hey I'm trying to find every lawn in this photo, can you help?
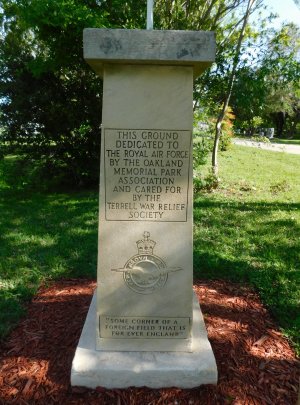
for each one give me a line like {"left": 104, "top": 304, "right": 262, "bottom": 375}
{"left": 0, "top": 156, "right": 99, "bottom": 338}
{"left": 271, "top": 138, "right": 300, "bottom": 146}
{"left": 0, "top": 146, "right": 299, "bottom": 353}
{"left": 194, "top": 145, "right": 300, "bottom": 353}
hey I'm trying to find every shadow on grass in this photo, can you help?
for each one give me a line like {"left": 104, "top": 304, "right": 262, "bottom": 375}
{"left": 1, "top": 155, "right": 299, "bottom": 353}
{"left": 0, "top": 156, "right": 99, "bottom": 338}
{"left": 193, "top": 197, "right": 300, "bottom": 351}
{"left": 194, "top": 199, "right": 300, "bottom": 212}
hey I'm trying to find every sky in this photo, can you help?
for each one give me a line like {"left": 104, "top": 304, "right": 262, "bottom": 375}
{"left": 261, "top": 0, "right": 300, "bottom": 28}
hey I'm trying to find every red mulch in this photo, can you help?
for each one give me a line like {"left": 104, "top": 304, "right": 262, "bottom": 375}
{"left": 0, "top": 279, "right": 299, "bottom": 405}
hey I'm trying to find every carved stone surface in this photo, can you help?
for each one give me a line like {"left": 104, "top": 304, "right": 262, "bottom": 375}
{"left": 71, "top": 292, "right": 218, "bottom": 388}
{"left": 71, "top": 27, "right": 217, "bottom": 388}
{"left": 97, "top": 64, "right": 194, "bottom": 352}
{"left": 83, "top": 29, "right": 215, "bottom": 77}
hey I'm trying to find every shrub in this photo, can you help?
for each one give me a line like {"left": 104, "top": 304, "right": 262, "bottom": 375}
{"left": 219, "top": 107, "right": 235, "bottom": 151}
{"left": 251, "top": 136, "right": 270, "bottom": 143}
{"left": 193, "top": 135, "right": 213, "bottom": 169}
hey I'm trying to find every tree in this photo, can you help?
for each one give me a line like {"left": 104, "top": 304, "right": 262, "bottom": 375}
{"left": 3, "top": 0, "right": 286, "bottom": 184}
{"left": 230, "top": 22, "right": 300, "bottom": 137}
{"left": 1, "top": 0, "right": 256, "bottom": 185}
{"left": 0, "top": 0, "right": 109, "bottom": 185}
{"left": 230, "top": 67, "right": 267, "bottom": 134}
{"left": 262, "top": 23, "right": 300, "bottom": 137}
{"left": 211, "top": 0, "right": 259, "bottom": 176}
{"left": 154, "top": 0, "right": 246, "bottom": 31}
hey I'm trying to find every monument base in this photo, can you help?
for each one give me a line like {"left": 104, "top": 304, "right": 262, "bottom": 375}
{"left": 71, "top": 291, "right": 218, "bottom": 389}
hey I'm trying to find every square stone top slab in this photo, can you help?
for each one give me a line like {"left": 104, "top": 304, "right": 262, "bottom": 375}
{"left": 83, "top": 28, "right": 215, "bottom": 78}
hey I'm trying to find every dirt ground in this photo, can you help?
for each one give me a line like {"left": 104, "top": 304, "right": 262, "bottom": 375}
{"left": 0, "top": 279, "right": 299, "bottom": 405}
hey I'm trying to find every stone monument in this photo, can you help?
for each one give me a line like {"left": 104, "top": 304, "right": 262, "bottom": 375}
{"left": 71, "top": 12, "right": 217, "bottom": 389}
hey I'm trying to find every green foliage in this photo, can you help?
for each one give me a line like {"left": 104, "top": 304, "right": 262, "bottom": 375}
{"left": 193, "top": 108, "right": 217, "bottom": 192}
{"left": 193, "top": 134, "right": 217, "bottom": 192}
{"left": 194, "top": 168, "right": 219, "bottom": 193}
{"left": 153, "top": 0, "right": 247, "bottom": 32}
{"left": 251, "top": 136, "right": 270, "bottom": 143}
{"left": 1, "top": 0, "right": 275, "bottom": 183}
{"left": 1, "top": 0, "right": 299, "bottom": 185}
{"left": 219, "top": 107, "right": 235, "bottom": 151}
{"left": 193, "top": 135, "right": 213, "bottom": 168}
{"left": 193, "top": 106, "right": 234, "bottom": 191}
{"left": 0, "top": 0, "right": 109, "bottom": 186}
{"left": 232, "top": 67, "right": 268, "bottom": 133}
{"left": 231, "top": 23, "right": 300, "bottom": 137}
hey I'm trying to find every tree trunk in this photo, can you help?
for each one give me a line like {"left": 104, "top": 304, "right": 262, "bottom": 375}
{"left": 277, "top": 111, "right": 285, "bottom": 137}
{"left": 212, "top": 0, "right": 256, "bottom": 177}
{"left": 212, "top": 109, "right": 225, "bottom": 177}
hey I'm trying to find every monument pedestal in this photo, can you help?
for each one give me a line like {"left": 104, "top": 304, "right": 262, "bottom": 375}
{"left": 71, "top": 28, "right": 217, "bottom": 389}
{"left": 71, "top": 291, "right": 217, "bottom": 389}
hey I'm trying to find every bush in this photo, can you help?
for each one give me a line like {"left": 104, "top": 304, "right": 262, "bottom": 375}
{"left": 251, "top": 136, "right": 270, "bottom": 143}
{"left": 219, "top": 132, "right": 233, "bottom": 151}
{"left": 219, "top": 107, "right": 235, "bottom": 151}
{"left": 193, "top": 135, "right": 213, "bottom": 169}
{"left": 194, "top": 169, "right": 219, "bottom": 192}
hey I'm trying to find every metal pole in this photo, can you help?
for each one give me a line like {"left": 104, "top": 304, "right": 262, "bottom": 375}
{"left": 147, "top": 0, "right": 154, "bottom": 29}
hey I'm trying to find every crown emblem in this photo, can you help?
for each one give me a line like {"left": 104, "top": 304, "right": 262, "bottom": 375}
{"left": 136, "top": 231, "right": 156, "bottom": 255}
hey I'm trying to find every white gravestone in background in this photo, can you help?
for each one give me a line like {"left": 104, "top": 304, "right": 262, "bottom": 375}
{"left": 71, "top": 27, "right": 218, "bottom": 388}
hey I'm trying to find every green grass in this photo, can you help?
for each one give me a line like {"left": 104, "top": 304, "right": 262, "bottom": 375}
{"left": 235, "top": 137, "right": 300, "bottom": 146}
{"left": 1, "top": 148, "right": 299, "bottom": 355}
{"left": 194, "top": 145, "right": 300, "bottom": 353}
{"left": 0, "top": 155, "right": 98, "bottom": 337}
{"left": 271, "top": 138, "right": 300, "bottom": 146}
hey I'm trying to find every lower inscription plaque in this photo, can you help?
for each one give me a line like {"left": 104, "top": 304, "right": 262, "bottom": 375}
{"left": 104, "top": 128, "right": 192, "bottom": 222}
{"left": 100, "top": 316, "right": 191, "bottom": 339}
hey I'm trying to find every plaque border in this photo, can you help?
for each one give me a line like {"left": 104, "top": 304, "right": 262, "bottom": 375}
{"left": 103, "top": 127, "right": 192, "bottom": 222}
{"left": 99, "top": 315, "right": 191, "bottom": 339}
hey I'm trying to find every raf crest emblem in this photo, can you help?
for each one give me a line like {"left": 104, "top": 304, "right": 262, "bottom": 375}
{"left": 112, "top": 231, "right": 182, "bottom": 294}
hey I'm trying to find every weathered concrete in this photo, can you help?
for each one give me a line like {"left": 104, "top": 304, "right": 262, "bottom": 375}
{"left": 83, "top": 28, "right": 215, "bottom": 78}
{"left": 71, "top": 291, "right": 218, "bottom": 389}
{"left": 71, "top": 26, "right": 217, "bottom": 389}
{"left": 96, "top": 64, "right": 194, "bottom": 352}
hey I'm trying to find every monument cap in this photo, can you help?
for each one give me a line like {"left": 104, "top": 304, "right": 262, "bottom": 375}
{"left": 83, "top": 28, "right": 215, "bottom": 78}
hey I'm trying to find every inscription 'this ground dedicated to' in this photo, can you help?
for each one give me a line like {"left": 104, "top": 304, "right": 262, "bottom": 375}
{"left": 104, "top": 128, "right": 192, "bottom": 221}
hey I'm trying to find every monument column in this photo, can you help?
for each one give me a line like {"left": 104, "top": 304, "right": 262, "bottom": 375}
{"left": 71, "top": 28, "right": 217, "bottom": 388}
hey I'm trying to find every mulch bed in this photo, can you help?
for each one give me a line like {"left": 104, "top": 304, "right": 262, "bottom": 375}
{"left": 0, "top": 279, "right": 299, "bottom": 405}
